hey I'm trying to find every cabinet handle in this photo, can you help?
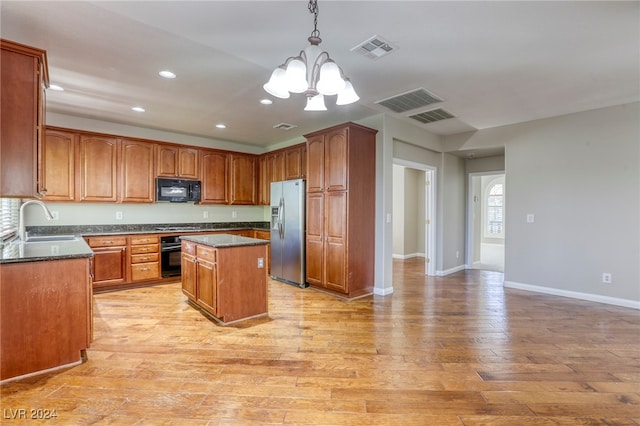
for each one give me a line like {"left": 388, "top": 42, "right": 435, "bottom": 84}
{"left": 140, "top": 268, "right": 149, "bottom": 271}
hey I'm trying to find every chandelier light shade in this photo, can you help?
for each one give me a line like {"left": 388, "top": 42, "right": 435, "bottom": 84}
{"left": 263, "top": 0, "right": 359, "bottom": 110}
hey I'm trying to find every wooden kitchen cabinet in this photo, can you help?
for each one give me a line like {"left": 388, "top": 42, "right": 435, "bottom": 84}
{"left": 258, "top": 143, "right": 306, "bottom": 205}
{"left": 0, "top": 39, "right": 48, "bottom": 198}
{"left": 79, "top": 134, "right": 119, "bottom": 202}
{"left": 229, "top": 153, "right": 257, "bottom": 205}
{"left": 181, "top": 238, "right": 268, "bottom": 325}
{"left": 41, "top": 128, "right": 76, "bottom": 201}
{"left": 304, "top": 123, "right": 377, "bottom": 299}
{"left": 1, "top": 257, "right": 91, "bottom": 381}
{"left": 129, "top": 234, "right": 160, "bottom": 282}
{"left": 156, "top": 144, "right": 199, "bottom": 179}
{"left": 120, "top": 139, "right": 155, "bottom": 203}
{"left": 85, "top": 236, "right": 128, "bottom": 289}
{"left": 200, "top": 149, "right": 229, "bottom": 204}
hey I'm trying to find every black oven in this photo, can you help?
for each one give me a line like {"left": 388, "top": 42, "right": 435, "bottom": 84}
{"left": 160, "top": 235, "right": 182, "bottom": 277}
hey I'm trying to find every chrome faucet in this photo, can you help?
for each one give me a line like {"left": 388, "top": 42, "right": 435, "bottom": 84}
{"left": 18, "top": 199, "right": 54, "bottom": 241}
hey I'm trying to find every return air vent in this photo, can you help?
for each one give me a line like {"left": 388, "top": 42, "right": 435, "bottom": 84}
{"left": 410, "top": 108, "right": 455, "bottom": 124}
{"left": 273, "top": 122, "right": 297, "bottom": 131}
{"left": 376, "top": 88, "right": 443, "bottom": 113}
{"left": 351, "top": 35, "right": 396, "bottom": 60}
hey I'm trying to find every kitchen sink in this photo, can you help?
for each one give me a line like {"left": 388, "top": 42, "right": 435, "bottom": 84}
{"left": 25, "top": 235, "right": 78, "bottom": 242}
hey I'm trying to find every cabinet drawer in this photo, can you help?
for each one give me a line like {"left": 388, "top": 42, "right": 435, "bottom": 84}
{"left": 131, "top": 235, "right": 159, "bottom": 245}
{"left": 131, "top": 253, "right": 159, "bottom": 264}
{"left": 131, "top": 262, "right": 160, "bottom": 281}
{"left": 254, "top": 230, "right": 270, "bottom": 240}
{"left": 130, "top": 243, "right": 159, "bottom": 254}
{"left": 196, "top": 246, "right": 216, "bottom": 263}
{"left": 182, "top": 241, "right": 196, "bottom": 255}
{"left": 86, "top": 236, "right": 127, "bottom": 248}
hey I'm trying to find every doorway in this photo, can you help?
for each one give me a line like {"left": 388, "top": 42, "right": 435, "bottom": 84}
{"left": 392, "top": 161, "right": 436, "bottom": 276}
{"left": 467, "top": 172, "right": 505, "bottom": 272}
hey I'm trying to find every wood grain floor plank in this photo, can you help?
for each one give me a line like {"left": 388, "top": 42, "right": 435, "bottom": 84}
{"left": 1, "top": 258, "right": 638, "bottom": 424}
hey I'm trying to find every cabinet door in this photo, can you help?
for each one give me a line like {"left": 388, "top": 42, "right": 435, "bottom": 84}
{"left": 324, "top": 128, "right": 348, "bottom": 192}
{"left": 324, "top": 191, "right": 347, "bottom": 292}
{"left": 181, "top": 253, "right": 197, "bottom": 301}
{"left": 179, "top": 148, "right": 199, "bottom": 179}
{"left": 79, "top": 135, "right": 119, "bottom": 202}
{"left": 197, "top": 259, "right": 217, "bottom": 316}
{"left": 306, "top": 136, "right": 324, "bottom": 193}
{"left": 305, "top": 192, "right": 324, "bottom": 287}
{"left": 229, "top": 154, "right": 256, "bottom": 205}
{"left": 41, "top": 129, "right": 76, "bottom": 201}
{"left": 200, "top": 150, "right": 229, "bottom": 204}
{"left": 0, "top": 44, "right": 43, "bottom": 197}
{"left": 284, "top": 145, "right": 303, "bottom": 180}
{"left": 92, "top": 246, "right": 127, "bottom": 287}
{"left": 258, "top": 155, "right": 270, "bottom": 205}
{"left": 121, "top": 139, "right": 154, "bottom": 203}
{"left": 272, "top": 151, "right": 285, "bottom": 182}
{"left": 156, "top": 145, "right": 179, "bottom": 177}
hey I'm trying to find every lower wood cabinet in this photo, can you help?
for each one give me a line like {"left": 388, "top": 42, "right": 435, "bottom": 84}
{"left": 1, "top": 257, "right": 91, "bottom": 381}
{"left": 85, "top": 236, "right": 128, "bottom": 289}
{"left": 129, "top": 234, "right": 160, "bottom": 282}
{"left": 181, "top": 239, "right": 268, "bottom": 325}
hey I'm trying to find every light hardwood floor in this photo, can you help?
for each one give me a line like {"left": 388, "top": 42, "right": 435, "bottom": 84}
{"left": 2, "top": 258, "right": 639, "bottom": 425}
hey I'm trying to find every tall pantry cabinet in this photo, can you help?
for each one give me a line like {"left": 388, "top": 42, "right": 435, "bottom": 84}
{"left": 305, "top": 123, "right": 377, "bottom": 299}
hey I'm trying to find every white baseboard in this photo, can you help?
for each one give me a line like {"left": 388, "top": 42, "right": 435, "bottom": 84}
{"left": 392, "top": 252, "right": 425, "bottom": 260}
{"left": 374, "top": 285, "right": 394, "bottom": 296}
{"left": 436, "top": 264, "right": 466, "bottom": 276}
{"left": 504, "top": 280, "right": 640, "bottom": 310}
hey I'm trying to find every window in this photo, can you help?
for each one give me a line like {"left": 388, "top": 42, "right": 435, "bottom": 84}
{"left": 0, "top": 198, "right": 20, "bottom": 241}
{"left": 486, "top": 183, "right": 504, "bottom": 237}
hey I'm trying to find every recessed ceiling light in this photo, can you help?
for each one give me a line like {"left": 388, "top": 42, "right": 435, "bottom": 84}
{"left": 215, "top": 123, "right": 226, "bottom": 129}
{"left": 132, "top": 106, "right": 145, "bottom": 112}
{"left": 49, "top": 84, "right": 64, "bottom": 91}
{"left": 159, "top": 70, "right": 176, "bottom": 79}
{"left": 259, "top": 99, "right": 273, "bottom": 105}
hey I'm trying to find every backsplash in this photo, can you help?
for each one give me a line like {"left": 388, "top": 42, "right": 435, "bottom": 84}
{"left": 27, "top": 221, "right": 269, "bottom": 236}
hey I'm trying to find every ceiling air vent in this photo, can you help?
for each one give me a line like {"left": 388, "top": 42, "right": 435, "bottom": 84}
{"left": 376, "top": 88, "right": 443, "bottom": 113}
{"left": 410, "top": 108, "right": 455, "bottom": 124}
{"left": 273, "top": 123, "right": 297, "bottom": 131}
{"left": 351, "top": 35, "right": 396, "bottom": 60}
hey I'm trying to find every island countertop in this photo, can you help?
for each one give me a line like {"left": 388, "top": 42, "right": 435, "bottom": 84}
{"left": 179, "top": 233, "right": 269, "bottom": 248}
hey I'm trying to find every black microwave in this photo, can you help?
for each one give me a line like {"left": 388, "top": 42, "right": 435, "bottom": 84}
{"left": 156, "top": 178, "right": 201, "bottom": 203}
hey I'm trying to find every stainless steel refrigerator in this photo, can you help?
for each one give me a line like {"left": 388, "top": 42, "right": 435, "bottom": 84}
{"left": 270, "top": 179, "right": 307, "bottom": 288}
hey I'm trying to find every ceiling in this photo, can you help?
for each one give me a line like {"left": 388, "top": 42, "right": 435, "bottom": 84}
{"left": 2, "top": 1, "right": 638, "bottom": 150}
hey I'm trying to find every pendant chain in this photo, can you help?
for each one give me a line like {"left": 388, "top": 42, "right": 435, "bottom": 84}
{"left": 308, "top": 0, "right": 320, "bottom": 38}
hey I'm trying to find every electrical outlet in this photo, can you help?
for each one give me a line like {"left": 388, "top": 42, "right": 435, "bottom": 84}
{"left": 257, "top": 258, "right": 264, "bottom": 268}
{"left": 602, "top": 273, "right": 612, "bottom": 284}
{"left": 456, "top": 251, "right": 460, "bottom": 259}
{"left": 232, "top": 211, "right": 237, "bottom": 219}
{"left": 527, "top": 214, "right": 535, "bottom": 223}
{"left": 51, "top": 211, "right": 59, "bottom": 220}
{"left": 116, "top": 211, "right": 123, "bottom": 220}
{"left": 203, "top": 211, "right": 208, "bottom": 219}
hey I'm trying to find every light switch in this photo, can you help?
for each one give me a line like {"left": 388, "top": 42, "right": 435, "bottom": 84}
{"left": 526, "top": 214, "right": 535, "bottom": 223}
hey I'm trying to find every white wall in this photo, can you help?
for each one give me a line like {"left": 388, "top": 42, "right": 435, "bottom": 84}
{"left": 453, "top": 103, "right": 640, "bottom": 307}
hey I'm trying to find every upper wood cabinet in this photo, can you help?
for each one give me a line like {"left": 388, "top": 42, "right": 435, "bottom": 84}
{"left": 229, "top": 153, "right": 257, "bottom": 205}
{"left": 258, "top": 143, "right": 306, "bottom": 205}
{"left": 200, "top": 149, "right": 229, "bottom": 204}
{"left": 120, "top": 139, "right": 155, "bottom": 203}
{"left": 156, "top": 144, "right": 199, "bottom": 179}
{"left": 0, "top": 39, "right": 48, "bottom": 198}
{"left": 79, "top": 134, "right": 119, "bottom": 202}
{"left": 41, "top": 129, "right": 76, "bottom": 201}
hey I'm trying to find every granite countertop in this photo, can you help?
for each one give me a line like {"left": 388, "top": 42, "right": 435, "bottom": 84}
{"left": 0, "top": 237, "right": 94, "bottom": 264}
{"left": 180, "top": 233, "right": 269, "bottom": 248}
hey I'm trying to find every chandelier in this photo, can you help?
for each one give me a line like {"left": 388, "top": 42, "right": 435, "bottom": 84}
{"left": 263, "top": 0, "right": 359, "bottom": 111}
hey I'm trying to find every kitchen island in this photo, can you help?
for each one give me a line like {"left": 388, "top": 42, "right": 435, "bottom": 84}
{"left": 0, "top": 237, "right": 94, "bottom": 383}
{"left": 180, "top": 234, "right": 269, "bottom": 325}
